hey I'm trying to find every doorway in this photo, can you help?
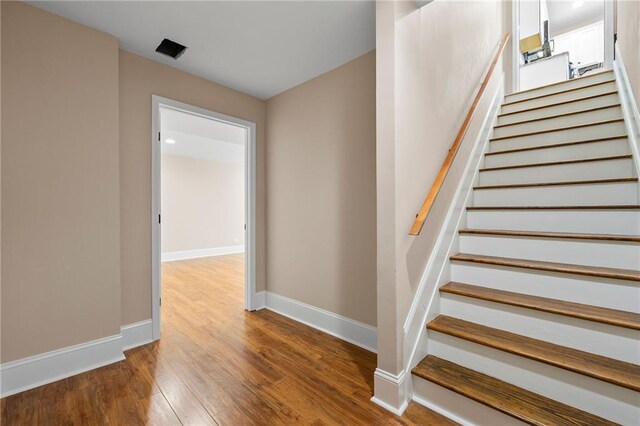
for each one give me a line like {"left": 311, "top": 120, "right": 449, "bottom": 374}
{"left": 151, "top": 96, "right": 257, "bottom": 340}
{"left": 511, "top": 0, "right": 615, "bottom": 92}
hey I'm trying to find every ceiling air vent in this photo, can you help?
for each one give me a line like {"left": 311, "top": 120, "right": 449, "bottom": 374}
{"left": 155, "top": 38, "right": 187, "bottom": 60}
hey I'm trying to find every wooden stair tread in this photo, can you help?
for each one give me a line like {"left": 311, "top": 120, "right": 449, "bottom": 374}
{"left": 494, "top": 104, "right": 621, "bottom": 129}
{"left": 489, "top": 118, "right": 624, "bottom": 142}
{"left": 427, "top": 316, "right": 640, "bottom": 391}
{"left": 450, "top": 253, "right": 640, "bottom": 282}
{"left": 479, "top": 155, "right": 631, "bottom": 172}
{"left": 459, "top": 228, "right": 640, "bottom": 242}
{"left": 467, "top": 205, "right": 640, "bottom": 211}
{"left": 498, "top": 91, "right": 619, "bottom": 118}
{"left": 440, "top": 282, "right": 640, "bottom": 330}
{"left": 485, "top": 135, "right": 628, "bottom": 156}
{"left": 412, "top": 355, "right": 617, "bottom": 426}
{"left": 502, "top": 78, "right": 616, "bottom": 107}
{"left": 474, "top": 177, "right": 638, "bottom": 190}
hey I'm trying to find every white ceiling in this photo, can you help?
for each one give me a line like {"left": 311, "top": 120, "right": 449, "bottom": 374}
{"left": 161, "top": 108, "right": 245, "bottom": 164}
{"left": 547, "top": 0, "right": 604, "bottom": 36}
{"left": 28, "top": 1, "right": 375, "bottom": 99}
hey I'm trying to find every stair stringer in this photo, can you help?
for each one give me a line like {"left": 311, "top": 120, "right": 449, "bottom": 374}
{"left": 613, "top": 43, "right": 640, "bottom": 199}
{"left": 403, "top": 80, "right": 504, "bottom": 379}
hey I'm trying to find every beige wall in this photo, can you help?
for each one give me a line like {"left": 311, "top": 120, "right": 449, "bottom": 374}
{"left": 1, "top": 2, "right": 121, "bottom": 362}
{"left": 266, "top": 51, "right": 377, "bottom": 326}
{"left": 161, "top": 154, "right": 244, "bottom": 254}
{"left": 375, "top": 0, "right": 506, "bottom": 375}
{"left": 617, "top": 0, "right": 640, "bottom": 106}
{"left": 119, "top": 51, "right": 266, "bottom": 325}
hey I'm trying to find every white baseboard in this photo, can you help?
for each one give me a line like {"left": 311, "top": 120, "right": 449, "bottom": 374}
{"left": 0, "top": 334, "right": 125, "bottom": 398}
{"left": 256, "top": 291, "right": 377, "bottom": 353}
{"left": 121, "top": 320, "right": 154, "bottom": 351}
{"left": 161, "top": 245, "right": 244, "bottom": 262}
{"left": 0, "top": 319, "right": 156, "bottom": 398}
{"left": 613, "top": 44, "right": 640, "bottom": 178}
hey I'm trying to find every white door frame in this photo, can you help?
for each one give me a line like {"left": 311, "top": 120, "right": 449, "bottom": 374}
{"left": 151, "top": 95, "right": 257, "bottom": 341}
{"left": 511, "top": 0, "right": 616, "bottom": 94}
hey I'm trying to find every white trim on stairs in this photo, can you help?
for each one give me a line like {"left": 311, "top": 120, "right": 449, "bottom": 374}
{"left": 161, "top": 245, "right": 245, "bottom": 262}
{"left": 403, "top": 78, "right": 505, "bottom": 372}
{"left": 255, "top": 291, "right": 377, "bottom": 353}
{"left": 613, "top": 43, "right": 640, "bottom": 178}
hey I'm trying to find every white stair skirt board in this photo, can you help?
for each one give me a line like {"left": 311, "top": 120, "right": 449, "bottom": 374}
{"left": 497, "top": 93, "right": 621, "bottom": 126}
{"left": 121, "top": 320, "right": 154, "bottom": 351}
{"left": 161, "top": 245, "right": 244, "bottom": 262}
{"left": 412, "top": 376, "right": 527, "bottom": 426}
{"left": 483, "top": 138, "right": 630, "bottom": 168}
{"left": 255, "top": 291, "right": 377, "bottom": 353}
{"left": 504, "top": 71, "right": 614, "bottom": 103}
{"left": 428, "top": 333, "right": 637, "bottom": 425}
{"left": 0, "top": 334, "right": 125, "bottom": 398}
{"left": 403, "top": 78, "right": 505, "bottom": 374}
{"left": 614, "top": 44, "right": 640, "bottom": 177}
{"left": 501, "top": 81, "right": 618, "bottom": 114}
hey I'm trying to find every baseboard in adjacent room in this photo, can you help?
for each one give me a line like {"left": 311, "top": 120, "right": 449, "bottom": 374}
{"left": 161, "top": 245, "right": 244, "bottom": 262}
{"left": 255, "top": 291, "right": 377, "bottom": 353}
{"left": 0, "top": 334, "right": 125, "bottom": 398}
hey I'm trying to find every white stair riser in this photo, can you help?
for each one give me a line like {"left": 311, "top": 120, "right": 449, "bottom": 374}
{"left": 412, "top": 377, "right": 527, "bottom": 426}
{"left": 429, "top": 333, "right": 637, "bottom": 425}
{"left": 484, "top": 139, "right": 629, "bottom": 167}
{"left": 474, "top": 182, "right": 638, "bottom": 207}
{"left": 493, "top": 107, "right": 623, "bottom": 139}
{"left": 459, "top": 234, "right": 640, "bottom": 270}
{"left": 505, "top": 72, "right": 615, "bottom": 103}
{"left": 501, "top": 81, "right": 618, "bottom": 114}
{"left": 466, "top": 210, "right": 640, "bottom": 235}
{"left": 478, "top": 158, "right": 634, "bottom": 185}
{"left": 497, "top": 94, "right": 620, "bottom": 125}
{"left": 490, "top": 121, "right": 627, "bottom": 151}
{"left": 440, "top": 295, "right": 640, "bottom": 363}
{"left": 451, "top": 263, "right": 640, "bottom": 313}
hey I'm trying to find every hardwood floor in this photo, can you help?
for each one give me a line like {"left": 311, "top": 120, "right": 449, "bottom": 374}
{"left": 1, "top": 254, "right": 455, "bottom": 425}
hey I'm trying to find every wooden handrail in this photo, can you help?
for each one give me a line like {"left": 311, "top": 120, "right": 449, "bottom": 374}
{"left": 409, "top": 33, "right": 510, "bottom": 236}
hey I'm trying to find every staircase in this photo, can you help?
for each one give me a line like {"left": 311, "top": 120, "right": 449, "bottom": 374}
{"left": 411, "top": 70, "right": 640, "bottom": 425}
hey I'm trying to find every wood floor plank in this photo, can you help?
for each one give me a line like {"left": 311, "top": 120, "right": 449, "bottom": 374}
{"left": 428, "top": 316, "right": 640, "bottom": 391}
{"left": 440, "top": 281, "right": 640, "bottom": 330}
{"left": 0, "top": 254, "right": 456, "bottom": 425}
{"left": 450, "top": 252, "right": 640, "bottom": 282}
{"left": 412, "top": 355, "right": 617, "bottom": 426}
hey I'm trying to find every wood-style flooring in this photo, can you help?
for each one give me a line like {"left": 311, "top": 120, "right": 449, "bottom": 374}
{"left": 1, "top": 254, "right": 455, "bottom": 425}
